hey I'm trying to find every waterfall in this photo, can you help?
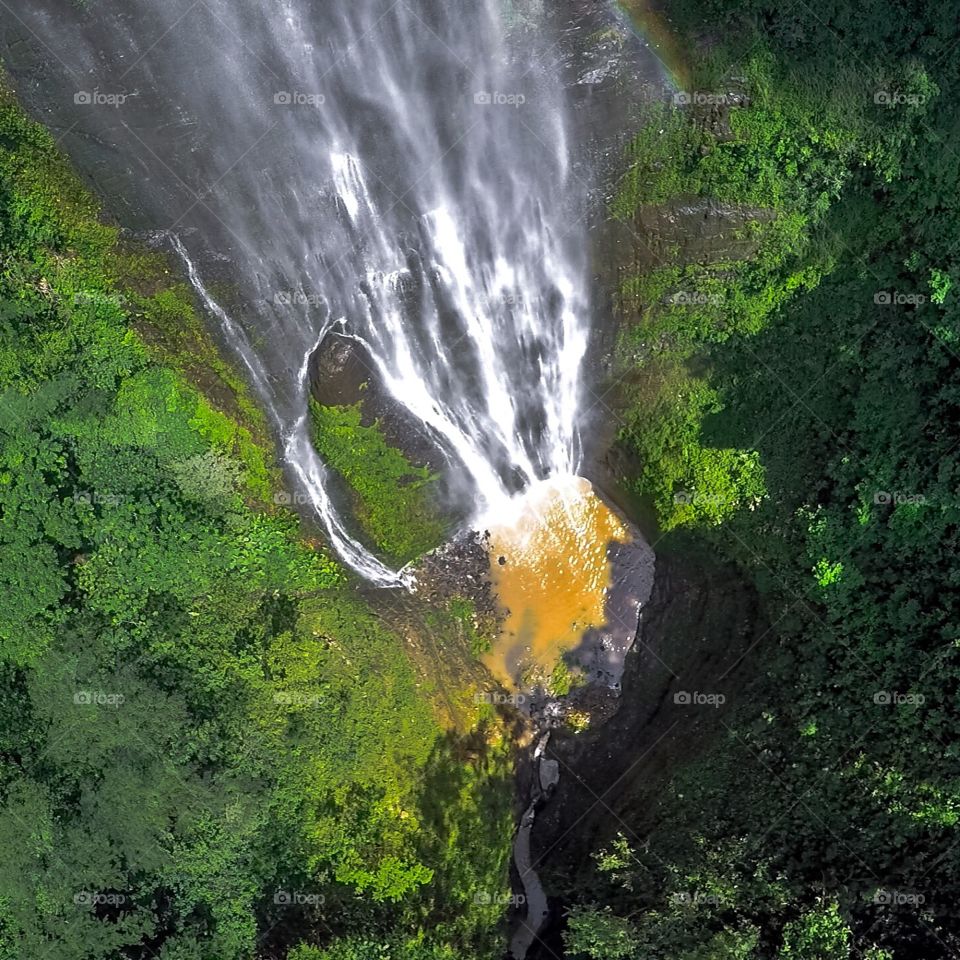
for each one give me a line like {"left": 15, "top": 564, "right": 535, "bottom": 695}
{"left": 167, "top": 233, "right": 406, "bottom": 586}
{"left": 7, "top": 0, "right": 590, "bottom": 582}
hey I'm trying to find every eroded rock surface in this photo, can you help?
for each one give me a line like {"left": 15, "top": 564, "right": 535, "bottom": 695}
{"left": 566, "top": 519, "right": 656, "bottom": 689}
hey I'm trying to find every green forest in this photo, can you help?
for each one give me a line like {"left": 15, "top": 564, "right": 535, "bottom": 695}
{"left": 2, "top": 0, "right": 959, "bottom": 957}
{"left": 559, "top": 0, "right": 960, "bottom": 957}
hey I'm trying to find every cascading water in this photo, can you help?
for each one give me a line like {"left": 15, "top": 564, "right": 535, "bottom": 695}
{"left": 3, "top": 0, "right": 591, "bottom": 583}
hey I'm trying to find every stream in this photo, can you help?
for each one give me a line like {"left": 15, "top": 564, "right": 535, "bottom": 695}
{"left": 511, "top": 732, "right": 560, "bottom": 958}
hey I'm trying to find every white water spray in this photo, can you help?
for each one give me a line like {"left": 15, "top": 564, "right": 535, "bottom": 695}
{"left": 12, "top": 0, "right": 592, "bottom": 583}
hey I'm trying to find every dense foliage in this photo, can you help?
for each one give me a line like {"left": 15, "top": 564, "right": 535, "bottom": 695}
{"left": 561, "top": 0, "right": 960, "bottom": 957}
{"left": 309, "top": 401, "right": 446, "bottom": 567}
{"left": 0, "top": 84, "right": 513, "bottom": 959}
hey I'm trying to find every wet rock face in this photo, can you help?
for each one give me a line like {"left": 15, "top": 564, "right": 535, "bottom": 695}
{"left": 309, "top": 331, "right": 371, "bottom": 408}
{"left": 554, "top": 0, "right": 673, "bottom": 186}
{"left": 629, "top": 196, "right": 776, "bottom": 271}
{"left": 411, "top": 531, "right": 502, "bottom": 628}
{"left": 545, "top": 0, "right": 678, "bottom": 479}
{"left": 308, "top": 330, "right": 450, "bottom": 475}
{"left": 566, "top": 523, "right": 655, "bottom": 689}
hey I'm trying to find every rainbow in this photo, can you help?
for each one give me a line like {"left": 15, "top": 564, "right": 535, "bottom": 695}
{"left": 612, "top": 0, "right": 691, "bottom": 92}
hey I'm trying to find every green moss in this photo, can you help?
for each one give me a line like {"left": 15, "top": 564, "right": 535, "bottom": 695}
{"left": 612, "top": 106, "right": 706, "bottom": 215}
{"left": 310, "top": 401, "right": 447, "bottom": 565}
{"left": 443, "top": 596, "right": 492, "bottom": 657}
{"left": 549, "top": 659, "right": 576, "bottom": 697}
{"left": 613, "top": 52, "right": 877, "bottom": 531}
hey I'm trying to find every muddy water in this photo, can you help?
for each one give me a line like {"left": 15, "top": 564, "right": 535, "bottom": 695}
{"left": 482, "top": 476, "right": 630, "bottom": 690}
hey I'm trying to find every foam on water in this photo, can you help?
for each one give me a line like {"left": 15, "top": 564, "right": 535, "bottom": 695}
{"left": 481, "top": 475, "right": 631, "bottom": 690}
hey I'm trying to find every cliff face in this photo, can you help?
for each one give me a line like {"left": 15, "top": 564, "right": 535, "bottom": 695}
{"left": 525, "top": 547, "right": 769, "bottom": 952}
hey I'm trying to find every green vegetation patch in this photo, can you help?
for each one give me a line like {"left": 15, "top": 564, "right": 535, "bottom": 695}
{"left": 612, "top": 43, "right": 939, "bottom": 532}
{"left": 310, "top": 400, "right": 447, "bottom": 565}
{"left": 0, "top": 83, "right": 276, "bottom": 503}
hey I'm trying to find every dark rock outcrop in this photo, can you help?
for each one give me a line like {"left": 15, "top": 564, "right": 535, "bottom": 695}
{"left": 411, "top": 530, "right": 501, "bottom": 628}
{"left": 524, "top": 551, "right": 769, "bottom": 958}
{"left": 309, "top": 330, "right": 450, "bottom": 475}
